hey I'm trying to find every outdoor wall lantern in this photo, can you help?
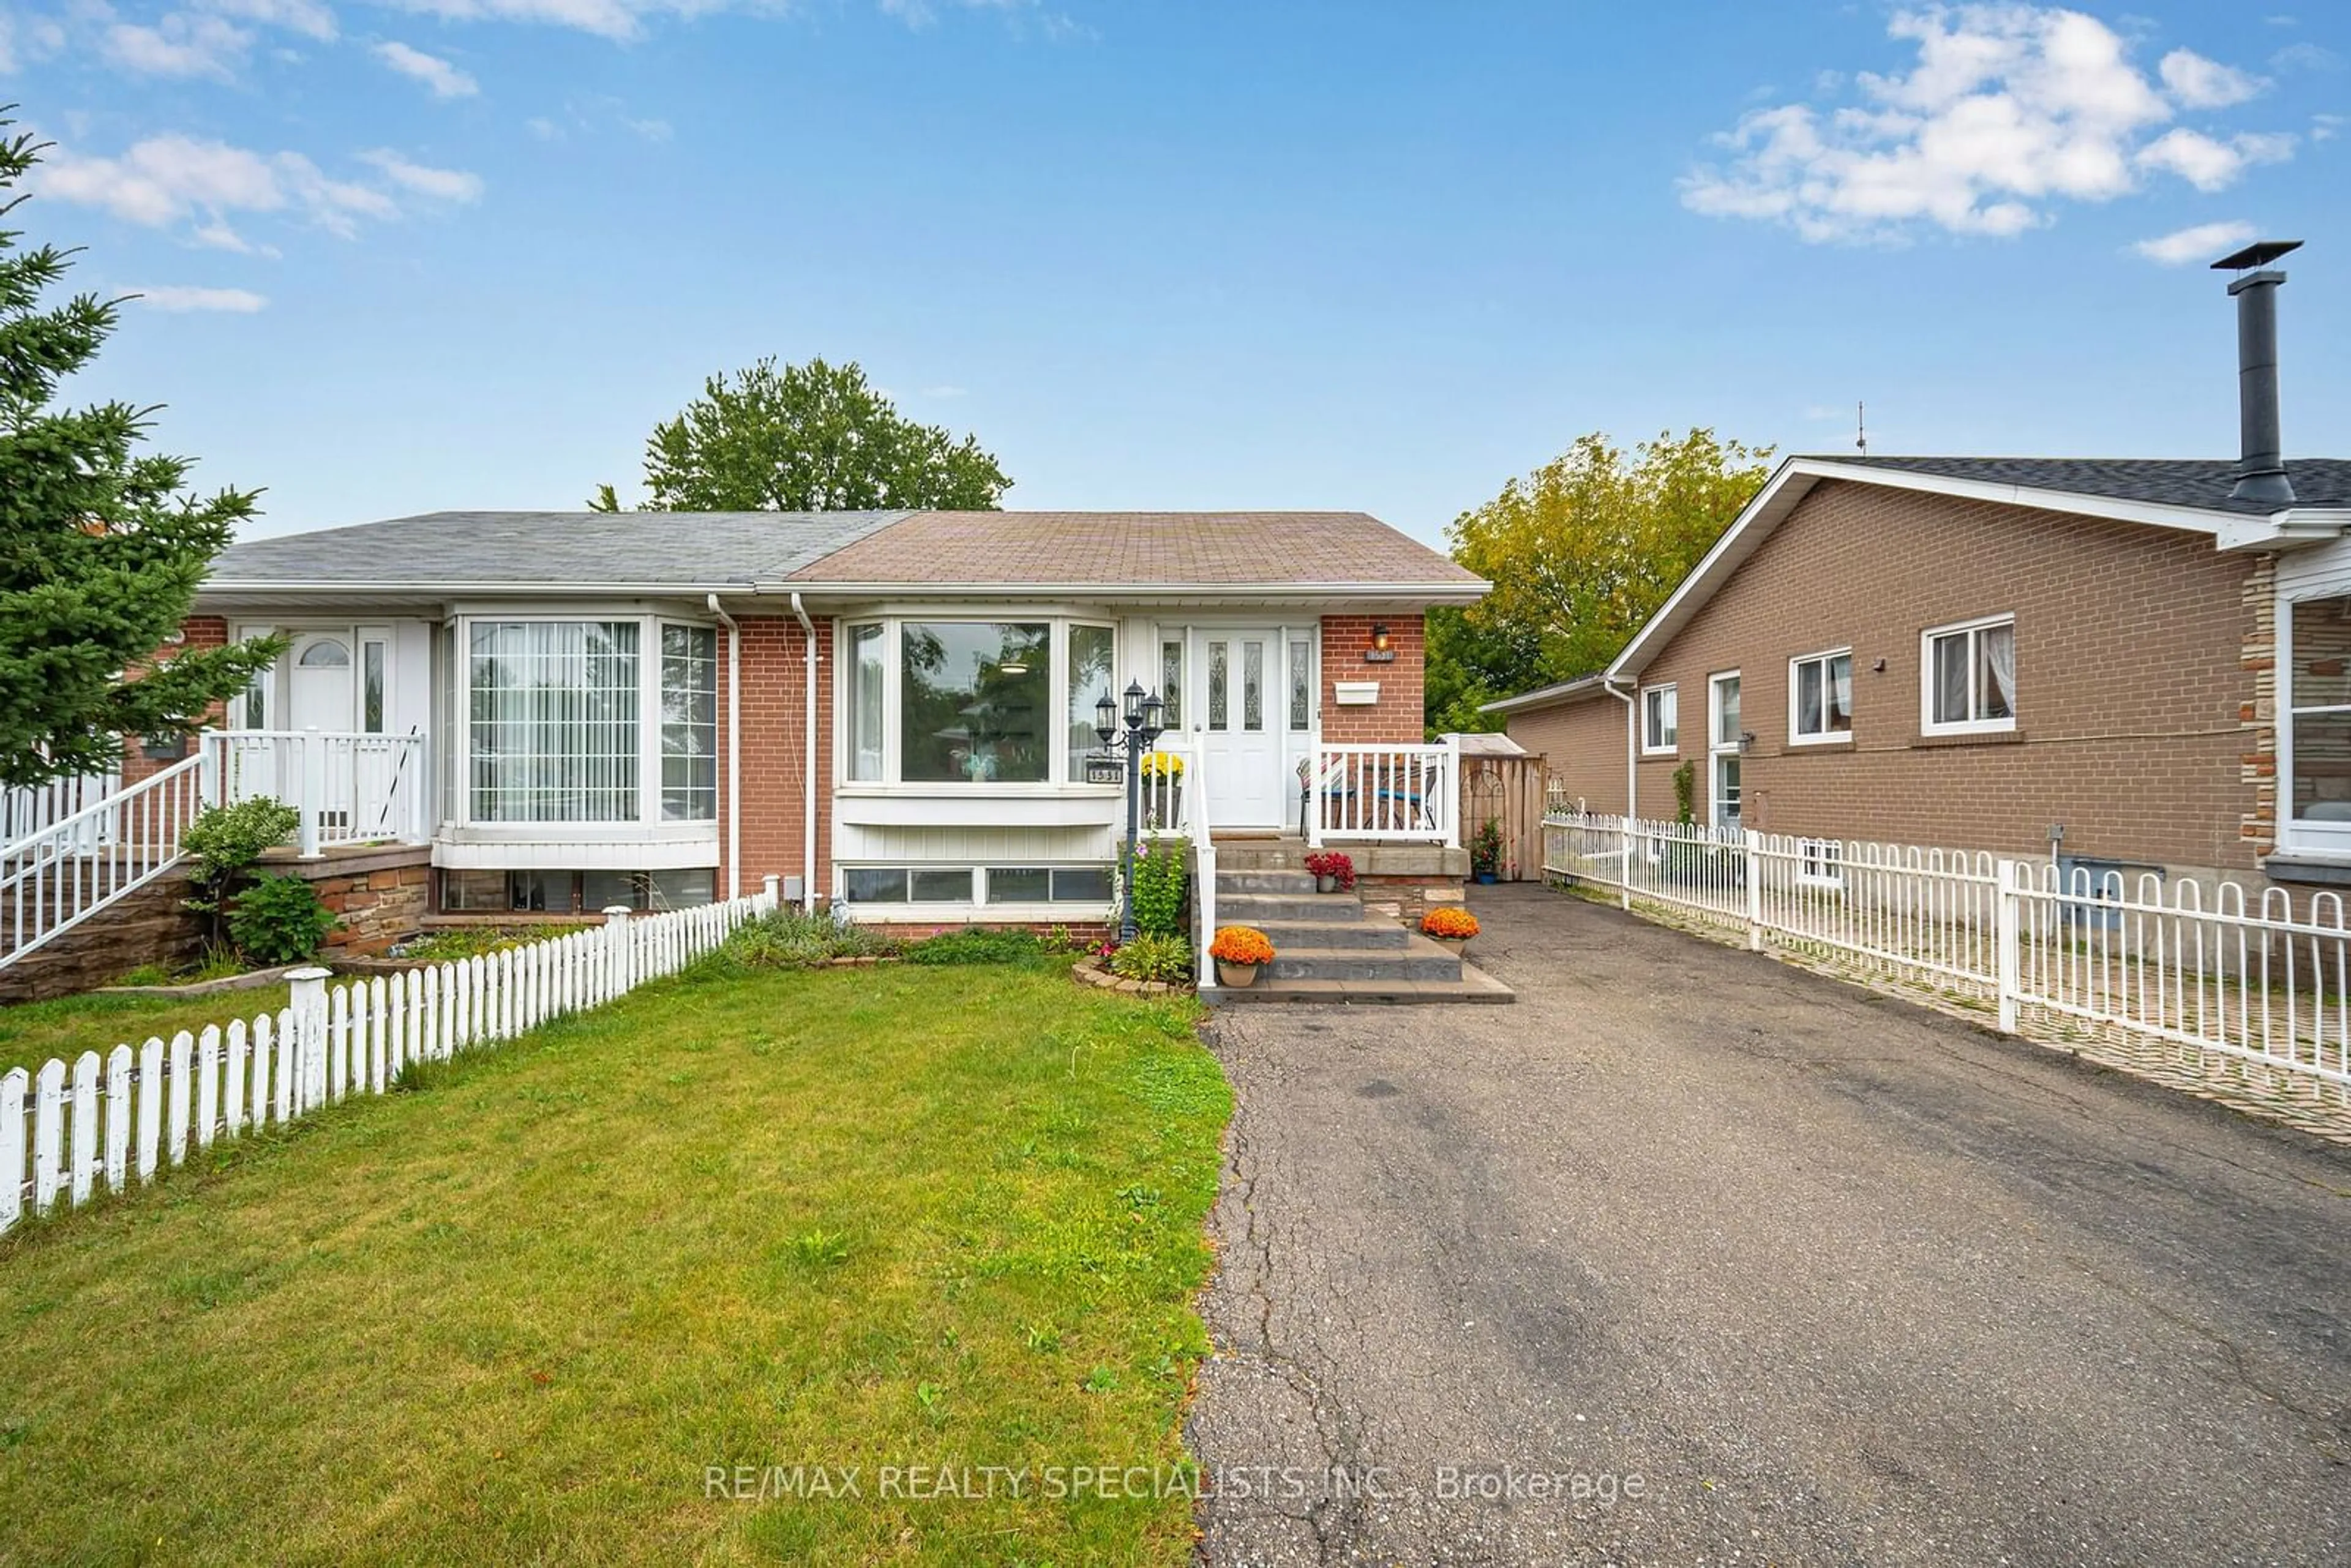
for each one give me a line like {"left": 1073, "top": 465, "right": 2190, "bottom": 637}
{"left": 1093, "top": 681, "right": 1168, "bottom": 942}
{"left": 1739, "top": 731, "right": 1757, "bottom": 753}
{"left": 1364, "top": 623, "right": 1397, "bottom": 664}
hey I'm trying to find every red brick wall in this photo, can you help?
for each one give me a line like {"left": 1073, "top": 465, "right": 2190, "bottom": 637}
{"left": 1319, "top": 612, "right": 1428, "bottom": 744}
{"left": 1622, "top": 480, "right": 2261, "bottom": 871}
{"left": 119, "top": 615, "right": 232, "bottom": 787}
{"left": 730, "top": 615, "right": 831, "bottom": 901}
{"left": 1506, "top": 696, "right": 1629, "bottom": 814}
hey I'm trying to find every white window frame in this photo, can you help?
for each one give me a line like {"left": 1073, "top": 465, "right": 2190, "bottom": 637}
{"left": 452, "top": 611, "right": 718, "bottom": 830}
{"left": 1919, "top": 613, "right": 2017, "bottom": 738}
{"left": 836, "top": 615, "right": 1122, "bottom": 793}
{"left": 2277, "top": 587, "right": 2351, "bottom": 859}
{"left": 1707, "top": 671, "right": 1742, "bottom": 830}
{"left": 1640, "top": 683, "right": 1678, "bottom": 756}
{"left": 1787, "top": 648, "right": 1853, "bottom": 746}
{"left": 1795, "top": 838, "right": 1845, "bottom": 891}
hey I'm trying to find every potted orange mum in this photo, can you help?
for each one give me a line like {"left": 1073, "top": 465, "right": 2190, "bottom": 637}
{"left": 1420, "top": 906, "right": 1480, "bottom": 956}
{"left": 1208, "top": 925, "right": 1277, "bottom": 988}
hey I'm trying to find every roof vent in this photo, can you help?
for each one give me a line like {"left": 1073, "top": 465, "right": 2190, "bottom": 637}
{"left": 2213, "top": 239, "right": 2301, "bottom": 508}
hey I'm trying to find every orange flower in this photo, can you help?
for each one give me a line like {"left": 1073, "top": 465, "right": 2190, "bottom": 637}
{"left": 1420, "top": 906, "right": 1480, "bottom": 940}
{"left": 1208, "top": 925, "right": 1276, "bottom": 966}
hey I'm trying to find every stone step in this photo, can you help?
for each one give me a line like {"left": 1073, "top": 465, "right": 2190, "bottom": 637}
{"left": 1212, "top": 839, "right": 1313, "bottom": 871}
{"left": 1218, "top": 893, "right": 1366, "bottom": 925}
{"left": 1203, "top": 962, "right": 1516, "bottom": 1007}
{"left": 1214, "top": 869, "right": 1320, "bottom": 895}
{"left": 1247, "top": 917, "right": 1410, "bottom": 951}
{"left": 1265, "top": 936, "right": 1464, "bottom": 983}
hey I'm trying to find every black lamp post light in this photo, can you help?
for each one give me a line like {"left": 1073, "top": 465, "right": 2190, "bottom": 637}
{"left": 1092, "top": 680, "right": 1167, "bottom": 943}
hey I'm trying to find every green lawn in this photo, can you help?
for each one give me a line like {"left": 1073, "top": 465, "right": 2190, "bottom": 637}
{"left": 0, "top": 959, "right": 1233, "bottom": 1565}
{"left": 0, "top": 983, "right": 296, "bottom": 1079}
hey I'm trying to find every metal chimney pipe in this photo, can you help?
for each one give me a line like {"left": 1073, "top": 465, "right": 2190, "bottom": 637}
{"left": 2215, "top": 239, "right": 2302, "bottom": 507}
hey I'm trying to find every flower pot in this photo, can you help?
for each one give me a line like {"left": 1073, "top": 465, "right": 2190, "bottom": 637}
{"left": 1432, "top": 934, "right": 1473, "bottom": 962}
{"left": 1217, "top": 960, "right": 1263, "bottom": 989}
{"left": 1316, "top": 872, "right": 1341, "bottom": 894}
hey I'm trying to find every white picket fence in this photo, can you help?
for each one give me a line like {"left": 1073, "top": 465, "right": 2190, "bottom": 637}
{"left": 1545, "top": 812, "right": 2351, "bottom": 1135}
{"left": 0, "top": 884, "right": 779, "bottom": 1237}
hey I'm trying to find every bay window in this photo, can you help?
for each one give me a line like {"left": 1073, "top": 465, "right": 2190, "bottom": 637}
{"left": 463, "top": 616, "right": 718, "bottom": 825}
{"left": 842, "top": 617, "right": 1122, "bottom": 787}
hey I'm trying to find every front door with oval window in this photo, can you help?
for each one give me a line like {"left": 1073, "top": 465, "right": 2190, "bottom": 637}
{"left": 289, "top": 634, "right": 356, "bottom": 733}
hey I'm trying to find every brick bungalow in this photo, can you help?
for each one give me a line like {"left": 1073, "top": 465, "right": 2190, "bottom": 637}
{"left": 178, "top": 508, "right": 1483, "bottom": 925}
{"left": 1491, "top": 454, "right": 2351, "bottom": 895}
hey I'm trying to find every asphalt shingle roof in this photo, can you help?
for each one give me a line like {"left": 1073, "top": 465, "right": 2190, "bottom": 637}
{"left": 207, "top": 509, "right": 917, "bottom": 587}
{"left": 206, "top": 508, "right": 1482, "bottom": 591}
{"left": 789, "top": 511, "right": 1482, "bottom": 587}
{"left": 1807, "top": 456, "right": 2351, "bottom": 516}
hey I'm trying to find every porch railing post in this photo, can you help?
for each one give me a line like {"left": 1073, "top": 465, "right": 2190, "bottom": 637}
{"left": 297, "top": 729, "right": 324, "bottom": 860}
{"left": 197, "top": 730, "right": 220, "bottom": 812}
{"left": 1442, "top": 733, "right": 1461, "bottom": 849}
{"left": 1307, "top": 746, "right": 1324, "bottom": 848}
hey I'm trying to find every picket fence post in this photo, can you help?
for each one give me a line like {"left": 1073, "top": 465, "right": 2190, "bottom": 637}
{"left": 0, "top": 1068, "right": 24, "bottom": 1232}
{"left": 604, "top": 906, "right": 632, "bottom": 999}
{"left": 289, "top": 967, "right": 331, "bottom": 1116}
{"left": 69, "top": 1052, "right": 99, "bottom": 1207}
{"left": 1995, "top": 858, "right": 2022, "bottom": 1034}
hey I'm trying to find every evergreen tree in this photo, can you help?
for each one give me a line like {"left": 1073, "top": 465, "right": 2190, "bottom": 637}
{"left": 0, "top": 119, "right": 281, "bottom": 790}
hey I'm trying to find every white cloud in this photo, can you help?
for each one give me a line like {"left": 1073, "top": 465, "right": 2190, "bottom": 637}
{"left": 2131, "top": 219, "right": 2255, "bottom": 265}
{"left": 2137, "top": 127, "right": 2295, "bottom": 190}
{"left": 38, "top": 132, "right": 405, "bottom": 239}
{"left": 124, "top": 283, "right": 269, "bottom": 312}
{"left": 103, "top": 13, "right": 251, "bottom": 78}
{"left": 2314, "top": 113, "right": 2345, "bottom": 143}
{"left": 525, "top": 116, "right": 561, "bottom": 140}
{"left": 2271, "top": 42, "right": 2339, "bottom": 73}
{"left": 203, "top": 0, "right": 336, "bottom": 40}
{"left": 387, "top": 0, "right": 648, "bottom": 42}
{"left": 358, "top": 148, "right": 484, "bottom": 202}
{"left": 625, "top": 116, "right": 671, "bottom": 141}
{"left": 2158, "top": 48, "right": 2263, "bottom": 108}
{"left": 373, "top": 39, "right": 478, "bottom": 96}
{"left": 1681, "top": 6, "right": 2299, "bottom": 243}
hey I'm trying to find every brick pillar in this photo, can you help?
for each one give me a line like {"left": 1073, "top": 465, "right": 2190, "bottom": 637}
{"left": 730, "top": 615, "right": 831, "bottom": 901}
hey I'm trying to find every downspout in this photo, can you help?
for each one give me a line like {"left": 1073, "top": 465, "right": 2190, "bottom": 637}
{"left": 1602, "top": 677, "right": 1636, "bottom": 819}
{"left": 705, "top": 595, "right": 741, "bottom": 901}
{"left": 790, "top": 591, "right": 819, "bottom": 913}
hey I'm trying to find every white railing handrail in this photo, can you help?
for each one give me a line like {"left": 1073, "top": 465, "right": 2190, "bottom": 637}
{"left": 1, "top": 754, "right": 209, "bottom": 967}
{"left": 1, "top": 885, "right": 779, "bottom": 1234}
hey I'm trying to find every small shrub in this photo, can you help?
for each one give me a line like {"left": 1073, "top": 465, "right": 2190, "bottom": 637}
{"left": 227, "top": 874, "right": 337, "bottom": 966}
{"left": 904, "top": 928, "right": 1043, "bottom": 966}
{"left": 1108, "top": 934, "right": 1191, "bottom": 985}
{"left": 1207, "top": 926, "right": 1274, "bottom": 966}
{"left": 706, "top": 909, "right": 898, "bottom": 972}
{"left": 1131, "top": 837, "right": 1188, "bottom": 938}
{"left": 1471, "top": 817, "right": 1504, "bottom": 878}
{"left": 181, "top": 798, "right": 301, "bottom": 950}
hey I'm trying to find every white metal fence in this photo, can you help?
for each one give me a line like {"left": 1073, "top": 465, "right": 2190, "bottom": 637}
{"left": 0, "top": 885, "right": 778, "bottom": 1236}
{"left": 1545, "top": 811, "right": 2351, "bottom": 1133}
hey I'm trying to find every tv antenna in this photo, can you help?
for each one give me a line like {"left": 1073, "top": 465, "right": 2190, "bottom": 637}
{"left": 1855, "top": 400, "right": 1868, "bottom": 456}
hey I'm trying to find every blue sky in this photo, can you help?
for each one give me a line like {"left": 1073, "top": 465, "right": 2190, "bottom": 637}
{"left": 14, "top": 1, "right": 2349, "bottom": 544}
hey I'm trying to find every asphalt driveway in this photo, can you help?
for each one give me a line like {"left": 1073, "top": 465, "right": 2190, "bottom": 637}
{"left": 1188, "top": 884, "right": 2351, "bottom": 1566}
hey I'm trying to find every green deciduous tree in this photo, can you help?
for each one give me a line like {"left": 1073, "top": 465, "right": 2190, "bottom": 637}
{"left": 0, "top": 122, "right": 283, "bottom": 789}
{"left": 593, "top": 356, "right": 1011, "bottom": 512}
{"left": 1427, "top": 429, "right": 1772, "bottom": 737}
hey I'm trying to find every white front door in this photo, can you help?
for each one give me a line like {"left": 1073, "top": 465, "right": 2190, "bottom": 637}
{"left": 1194, "top": 628, "right": 1286, "bottom": 829}
{"left": 289, "top": 633, "right": 356, "bottom": 733}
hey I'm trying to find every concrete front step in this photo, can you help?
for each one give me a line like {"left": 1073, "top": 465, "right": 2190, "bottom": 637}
{"left": 1248, "top": 918, "right": 1411, "bottom": 951}
{"left": 1266, "top": 936, "right": 1464, "bottom": 983}
{"left": 1215, "top": 869, "right": 1321, "bottom": 895}
{"left": 1218, "top": 893, "right": 1365, "bottom": 925}
{"left": 1203, "top": 961, "right": 1516, "bottom": 1006}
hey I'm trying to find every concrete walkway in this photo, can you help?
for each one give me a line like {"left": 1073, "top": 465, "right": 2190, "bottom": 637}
{"left": 1188, "top": 885, "right": 2351, "bottom": 1566}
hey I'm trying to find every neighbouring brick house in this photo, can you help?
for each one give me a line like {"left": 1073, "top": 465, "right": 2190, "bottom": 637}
{"left": 172, "top": 507, "right": 1482, "bottom": 926}
{"left": 1490, "top": 453, "right": 2351, "bottom": 896}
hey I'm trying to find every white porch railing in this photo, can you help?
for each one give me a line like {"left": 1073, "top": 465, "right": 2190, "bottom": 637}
{"left": 1, "top": 884, "right": 779, "bottom": 1235}
{"left": 1310, "top": 740, "right": 1460, "bottom": 846}
{"left": 1543, "top": 810, "right": 2351, "bottom": 1133}
{"left": 1, "top": 730, "right": 429, "bottom": 972}
{"left": 1183, "top": 745, "right": 1217, "bottom": 992}
{"left": 3, "top": 770, "right": 119, "bottom": 844}
{"left": 208, "top": 730, "right": 429, "bottom": 857}
{"left": 2, "top": 756, "right": 211, "bottom": 969}
{"left": 1139, "top": 738, "right": 1194, "bottom": 841}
